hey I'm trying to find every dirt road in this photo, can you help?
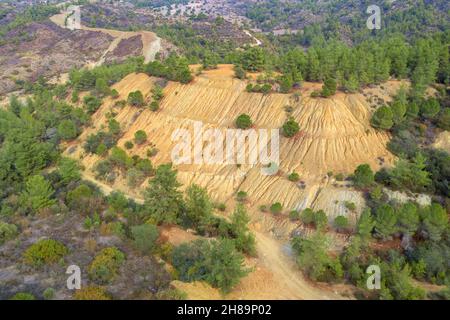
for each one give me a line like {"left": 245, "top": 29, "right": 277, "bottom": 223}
{"left": 255, "top": 231, "right": 345, "bottom": 299}
{"left": 50, "top": 6, "right": 161, "bottom": 67}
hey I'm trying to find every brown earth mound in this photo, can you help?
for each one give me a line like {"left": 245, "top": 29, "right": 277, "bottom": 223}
{"left": 65, "top": 64, "right": 398, "bottom": 300}
{"left": 67, "top": 65, "right": 393, "bottom": 214}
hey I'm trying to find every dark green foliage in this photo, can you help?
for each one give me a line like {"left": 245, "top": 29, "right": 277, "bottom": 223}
{"left": 145, "top": 54, "right": 192, "bottom": 83}
{"left": 420, "top": 203, "right": 448, "bottom": 242}
{"left": 397, "top": 202, "right": 419, "bottom": 236}
{"left": 57, "top": 119, "right": 78, "bottom": 140}
{"left": 0, "top": 222, "right": 18, "bottom": 245}
{"left": 270, "top": 202, "right": 282, "bottom": 215}
{"left": 108, "top": 119, "right": 121, "bottom": 136}
{"left": 300, "top": 208, "right": 328, "bottom": 230}
{"left": 334, "top": 215, "right": 349, "bottom": 232}
{"left": 356, "top": 209, "right": 375, "bottom": 240}
{"left": 184, "top": 184, "right": 213, "bottom": 228}
{"left": 321, "top": 77, "right": 337, "bottom": 97}
{"left": 83, "top": 95, "right": 102, "bottom": 114}
{"left": 229, "top": 204, "right": 256, "bottom": 256}
{"left": 374, "top": 204, "right": 397, "bottom": 240}
{"left": 134, "top": 130, "right": 147, "bottom": 145}
{"left": 412, "top": 241, "right": 450, "bottom": 284}
{"left": 292, "top": 232, "right": 343, "bottom": 282}
{"left": 172, "top": 239, "right": 248, "bottom": 293}
{"left": 58, "top": 157, "right": 81, "bottom": 184}
{"left": 279, "top": 74, "right": 294, "bottom": 93}
{"left": 240, "top": 47, "right": 265, "bottom": 72}
{"left": 131, "top": 224, "right": 159, "bottom": 255}
{"left": 235, "top": 114, "right": 252, "bottom": 129}
{"left": 300, "top": 208, "right": 315, "bottom": 225}
{"left": 110, "top": 147, "right": 133, "bottom": 168}
{"left": 289, "top": 210, "right": 300, "bottom": 221}
{"left": 236, "top": 191, "right": 248, "bottom": 202}
{"left": 84, "top": 131, "right": 117, "bottom": 155}
{"left": 69, "top": 57, "right": 143, "bottom": 91}
{"left": 282, "top": 117, "right": 300, "bottom": 137}
{"left": 10, "top": 293, "right": 36, "bottom": 300}
{"left": 420, "top": 98, "right": 441, "bottom": 119}
{"left": 371, "top": 106, "right": 394, "bottom": 130}
{"left": 127, "top": 91, "right": 144, "bottom": 107}
{"left": 288, "top": 172, "right": 300, "bottom": 182}
{"left": 234, "top": 65, "right": 246, "bottom": 79}
{"left": 424, "top": 149, "right": 450, "bottom": 197}
{"left": 144, "top": 163, "right": 183, "bottom": 224}
{"left": 388, "top": 153, "right": 431, "bottom": 193}
{"left": 20, "top": 175, "right": 55, "bottom": 213}
{"left": 437, "top": 108, "right": 450, "bottom": 130}
{"left": 124, "top": 141, "right": 134, "bottom": 150}
{"left": 352, "top": 164, "right": 374, "bottom": 189}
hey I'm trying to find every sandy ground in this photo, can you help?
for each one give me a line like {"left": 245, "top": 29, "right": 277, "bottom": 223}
{"left": 433, "top": 131, "right": 450, "bottom": 153}
{"left": 61, "top": 65, "right": 405, "bottom": 299}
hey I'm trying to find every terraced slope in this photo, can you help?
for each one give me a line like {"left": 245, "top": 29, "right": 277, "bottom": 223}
{"left": 67, "top": 65, "right": 393, "bottom": 216}
{"left": 63, "top": 64, "right": 399, "bottom": 299}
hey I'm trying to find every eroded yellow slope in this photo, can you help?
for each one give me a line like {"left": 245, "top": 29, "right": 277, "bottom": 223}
{"left": 67, "top": 65, "right": 392, "bottom": 210}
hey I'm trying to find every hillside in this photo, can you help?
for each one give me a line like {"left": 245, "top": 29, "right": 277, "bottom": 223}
{"left": 66, "top": 65, "right": 394, "bottom": 221}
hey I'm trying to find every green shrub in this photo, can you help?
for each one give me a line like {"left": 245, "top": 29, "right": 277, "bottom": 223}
{"left": 10, "top": 292, "right": 35, "bottom": 300}
{"left": 214, "top": 202, "right": 226, "bottom": 212}
{"left": 73, "top": 286, "right": 110, "bottom": 300}
{"left": 127, "top": 90, "right": 144, "bottom": 107}
{"left": 43, "top": 287, "right": 55, "bottom": 300}
{"left": 236, "top": 191, "right": 248, "bottom": 202}
{"left": 334, "top": 215, "right": 349, "bottom": 232}
{"left": 289, "top": 210, "right": 300, "bottom": 221}
{"left": 149, "top": 100, "right": 159, "bottom": 111}
{"left": 172, "top": 239, "right": 248, "bottom": 293}
{"left": 235, "top": 114, "right": 252, "bottom": 129}
{"left": 110, "top": 89, "right": 119, "bottom": 99}
{"left": 83, "top": 95, "right": 102, "bottom": 114}
{"left": 270, "top": 202, "right": 283, "bottom": 215}
{"left": 353, "top": 164, "right": 374, "bottom": 188}
{"left": 0, "top": 222, "right": 18, "bottom": 244}
{"left": 124, "top": 141, "right": 134, "bottom": 149}
{"left": 288, "top": 172, "right": 300, "bottom": 182}
{"left": 420, "top": 98, "right": 440, "bottom": 119}
{"left": 321, "top": 77, "right": 337, "bottom": 97}
{"left": 134, "top": 130, "right": 147, "bottom": 145}
{"left": 131, "top": 224, "right": 159, "bottom": 255}
{"left": 437, "top": 108, "right": 450, "bottom": 130}
{"left": 344, "top": 201, "right": 356, "bottom": 212}
{"left": 314, "top": 210, "right": 328, "bottom": 230}
{"left": 371, "top": 106, "right": 394, "bottom": 130}
{"left": 110, "top": 147, "right": 133, "bottom": 168}
{"left": 282, "top": 117, "right": 300, "bottom": 137}
{"left": 301, "top": 208, "right": 315, "bottom": 225}
{"left": 234, "top": 65, "right": 246, "bottom": 79}
{"left": 57, "top": 120, "right": 78, "bottom": 140}
{"left": 88, "top": 247, "right": 125, "bottom": 284}
{"left": 23, "top": 239, "right": 68, "bottom": 267}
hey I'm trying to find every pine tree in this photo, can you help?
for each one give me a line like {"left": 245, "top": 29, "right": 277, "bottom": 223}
{"left": 397, "top": 202, "right": 419, "bottom": 236}
{"left": 357, "top": 209, "right": 375, "bottom": 240}
{"left": 21, "top": 175, "right": 56, "bottom": 212}
{"left": 144, "top": 163, "right": 183, "bottom": 224}
{"left": 374, "top": 204, "right": 397, "bottom": 240}
{"left": 371, "top": 106, "right": 394, "bottom": 130}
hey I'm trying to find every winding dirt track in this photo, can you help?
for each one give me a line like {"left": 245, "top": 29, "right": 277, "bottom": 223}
{"left": 50, "top": 7, "right": 161, "bottom": 66}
